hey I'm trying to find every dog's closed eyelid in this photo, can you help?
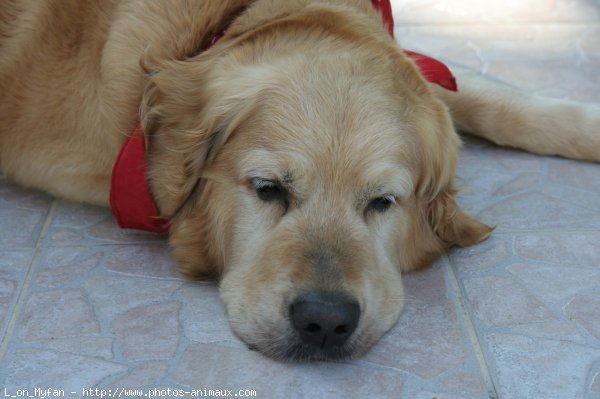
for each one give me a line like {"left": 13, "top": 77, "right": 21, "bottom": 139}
{"left": 250, "top": 177, "right": 290, "bottom": 208}
{"left": 365, "top": 194, "right": 397, "bottom": 214}
{"left": 251, "top": 177, "right": 278, "bottom": 190}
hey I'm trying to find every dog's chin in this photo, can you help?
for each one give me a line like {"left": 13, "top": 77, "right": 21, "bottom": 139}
{"left": 244, "top": 332, "right": 365, "bottom": 362}
{"left": 282, "top": 342, "right": 360, "bottom": 362}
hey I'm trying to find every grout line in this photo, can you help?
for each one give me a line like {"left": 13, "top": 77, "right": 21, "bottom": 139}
{"left": 0, "top": 200, "right": 58, "bottom": 363}
{"left": 444, "top": 256, "right": 499, "bottom": 399}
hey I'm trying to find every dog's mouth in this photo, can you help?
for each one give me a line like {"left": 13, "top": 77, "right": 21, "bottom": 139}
{"left": 282, "top": 339, "right": 358, "bottom": 361}
{"left": 247, "top": 333, "right": 361, "bottom": 361}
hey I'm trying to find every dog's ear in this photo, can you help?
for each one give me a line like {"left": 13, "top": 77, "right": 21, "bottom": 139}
{"left": 417, "top": 98, "right": 493, "bottom": 251}
{"left": 400, "top": 97, "right": 492, "bottom": 272}
{"left": 140, "top": 54, "right": 254, "bottom": 218}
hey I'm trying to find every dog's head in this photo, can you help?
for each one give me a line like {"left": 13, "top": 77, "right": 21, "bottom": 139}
{"left": 141, "top": 3, "right": 491, "bottom": 360}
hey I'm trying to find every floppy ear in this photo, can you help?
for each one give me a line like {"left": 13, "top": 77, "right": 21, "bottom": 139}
{"left": 140, "top": 53, "right": 262, "bottom": 279}
{"left": 140, "top": 57, "right": 214, "bottom": 218}
{"left": 400, "top": 97, "right": 492, "bottom": 272}
{"left": 418, "top": 100, "right": 493, "bottom": 249}
{"left": 140, "top": 54, "right": 256, "bottom": 218}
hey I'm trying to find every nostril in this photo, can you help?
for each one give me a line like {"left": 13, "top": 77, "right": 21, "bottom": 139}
{"left": 333, "top": 325, "right": 348, "bottom": 335}
{"left": 305, "top": 323, "right": 321, "bottom": 333}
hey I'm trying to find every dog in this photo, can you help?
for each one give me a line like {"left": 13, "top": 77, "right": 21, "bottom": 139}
{"left": 1, "top": 0, "right": 598, "bottom": 361}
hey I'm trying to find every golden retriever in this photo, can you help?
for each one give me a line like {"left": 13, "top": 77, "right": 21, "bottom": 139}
{"left": 1, "top": 0, "right": 598, "bottom": 360}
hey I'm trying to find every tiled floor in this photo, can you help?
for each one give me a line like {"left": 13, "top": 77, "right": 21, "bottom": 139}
{"left": 1, "top": 0, "right": 599, "bottom": 398}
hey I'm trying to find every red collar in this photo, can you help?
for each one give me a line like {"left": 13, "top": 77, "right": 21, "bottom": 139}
{"left": 110, "top": 0, "right": 457, "bottom": 232}
{"left": 110, "top": 121, "right": 169, "bottom": 232}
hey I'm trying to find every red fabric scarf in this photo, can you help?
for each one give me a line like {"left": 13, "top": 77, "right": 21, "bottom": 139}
{"left": 110, "top": 0, "right": 457, "bottom": 232}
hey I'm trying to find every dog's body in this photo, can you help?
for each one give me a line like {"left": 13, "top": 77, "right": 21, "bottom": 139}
{"left": 1, "top": 0, "right": 598, "bottom": 360}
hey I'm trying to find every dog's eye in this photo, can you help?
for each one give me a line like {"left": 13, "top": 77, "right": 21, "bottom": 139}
{"left": 252, "top": 178, "right": 287, "bottom": 204}
{"left": 367, "top": 195, "right": 396, "bottom": 213}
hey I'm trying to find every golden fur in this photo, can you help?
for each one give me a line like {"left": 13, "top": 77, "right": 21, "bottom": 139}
{"left": 1, "top": 0, "right": 598, "bottom": 360}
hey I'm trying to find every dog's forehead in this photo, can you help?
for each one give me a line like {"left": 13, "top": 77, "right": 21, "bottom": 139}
{"left": 239, "top": 74, "right": 413, "bottom": 155}
{"left": 220, "top": 49, "right": 423, "bottom": 197}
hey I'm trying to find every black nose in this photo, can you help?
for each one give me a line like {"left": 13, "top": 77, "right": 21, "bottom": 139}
{"left": 289, "top": 291, "right": 360, "bottom": 349}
